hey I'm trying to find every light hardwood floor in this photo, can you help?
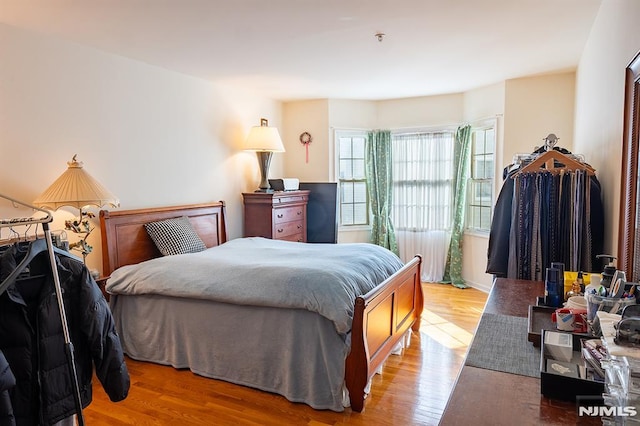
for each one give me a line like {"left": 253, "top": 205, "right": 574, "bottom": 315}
{"left": 84, "top": 283, "right": 488, "bottom": 425}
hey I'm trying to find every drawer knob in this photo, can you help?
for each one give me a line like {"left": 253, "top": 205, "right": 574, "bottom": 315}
{"left": 277, "top": 229, "right": 283, "bottom": 233}
{"left": 297, "top": 211, "right": 302, "bottom": 215}
{"left": 277, "top": 214, "right": 284, "bottom": 218}
{"left": 297, "top": 224, "right": 302, "bottom": 229}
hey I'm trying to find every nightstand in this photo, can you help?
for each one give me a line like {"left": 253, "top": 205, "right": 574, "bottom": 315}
{"left": 242, "top": 190, "right": 309, "bottom": 242}
{"left": 95, "top": 276, "right": 110, "bottom": 301}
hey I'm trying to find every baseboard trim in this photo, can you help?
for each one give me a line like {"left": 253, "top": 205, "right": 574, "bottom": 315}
{"left": 465, "top": 279, "right": 492, "bottom": 293}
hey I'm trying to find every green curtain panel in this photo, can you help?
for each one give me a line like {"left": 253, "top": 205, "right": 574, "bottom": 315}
{"left": 442, "top": 125, "right": 472, "bottom": 288}
{"left": 365, "top": 130, "right": 399, "bottom": 255}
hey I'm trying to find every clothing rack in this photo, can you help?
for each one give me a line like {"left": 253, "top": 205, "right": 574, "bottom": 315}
{"left": 0, "top": 193, "right": 85, "bottom": 426}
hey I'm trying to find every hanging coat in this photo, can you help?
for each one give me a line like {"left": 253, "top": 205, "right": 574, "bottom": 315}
{"left": 0, "top": 351, "right": 15, "bottom": 426}
{"left": 0, "top": 245, "right": 129, "bottom": 425}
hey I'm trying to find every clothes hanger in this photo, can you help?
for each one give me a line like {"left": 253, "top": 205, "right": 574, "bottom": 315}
{"left": 515, "top": 149, "right": 595, "bottom": 175}
{"left": 514, "top": 134, "right": 595, "bottom": 176}
{"left": 1, "top": 237, "right": 80, "bottom": 290}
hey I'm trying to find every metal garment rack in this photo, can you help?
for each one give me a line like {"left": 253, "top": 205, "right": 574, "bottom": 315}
{"left": 0, "top": 193, "right": 85, "bottom": 426}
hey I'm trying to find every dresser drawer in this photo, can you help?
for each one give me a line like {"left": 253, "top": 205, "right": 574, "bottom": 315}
{"left": 273, "top": 206, "right": 304, "bottom": 224}
{"left": 274, "top": 220, "right": 304, "bottom": 238}
{"left": 277, "top": 232, "right": 305, "bottom": 243}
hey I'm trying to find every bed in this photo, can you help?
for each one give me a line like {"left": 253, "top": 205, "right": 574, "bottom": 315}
{"left": 99, "top": 201, "right": 423, "bottom": 412}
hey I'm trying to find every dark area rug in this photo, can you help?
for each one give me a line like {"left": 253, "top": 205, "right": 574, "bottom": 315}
{"left": 465, "top": 312, "right": 541, "bottom": 378}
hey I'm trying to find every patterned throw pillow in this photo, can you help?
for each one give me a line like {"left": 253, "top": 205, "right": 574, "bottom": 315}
{"left": 144, "top": 216, "right": 207, "bottom": 256}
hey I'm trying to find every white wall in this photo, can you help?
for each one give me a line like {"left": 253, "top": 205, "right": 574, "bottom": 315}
{"left": 0, "top": 23, "right": 281, "bottom": 274}
{"left": 573, "top": 0, "right": 640, "bottom": 258}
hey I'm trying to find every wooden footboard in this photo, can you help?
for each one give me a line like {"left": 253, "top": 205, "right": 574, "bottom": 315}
{"left": 345, "top": 255, "right": 423, "bottom": 412}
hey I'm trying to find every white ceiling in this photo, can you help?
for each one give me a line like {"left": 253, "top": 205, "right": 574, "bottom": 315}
{"left": 0, "top": 0, "right": 602, "bottom": 101}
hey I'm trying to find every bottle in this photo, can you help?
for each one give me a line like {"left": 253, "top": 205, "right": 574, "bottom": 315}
{"left": 577, "top": 271, "right": 585, "bottom": 293}
{"left": 551, "top": 262, "right": 566, "bottom": 301}
{"left": 596, "top": 254, "right": 617, "bottom": 288}
{"left": 544, "top": 267, "right": 562, "bottom": 307}
{"left": 586, "top": 273, "right": 602, "bottom": 294}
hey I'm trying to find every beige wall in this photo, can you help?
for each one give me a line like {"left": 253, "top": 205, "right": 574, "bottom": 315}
{"left": 503, "top": 72, "right": 577, "bottom": 160}
{"left": 281, "top": 100, "right": 329, "bottom": 182}
{"left": 0, "top": 23, "right": 281, "bottom": 274}
{"left": 573, "top": 0, "right": 640, "bottom": 258}
{"left": 376, "top": 94, "right": 464, "bottom": 129}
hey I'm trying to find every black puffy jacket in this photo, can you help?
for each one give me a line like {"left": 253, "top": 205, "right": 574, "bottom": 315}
{"left": 0, "top": 246, "right": 130, "bottom": 425}
{"left": 0, "top": 351, "right": 16, "bottom": 426}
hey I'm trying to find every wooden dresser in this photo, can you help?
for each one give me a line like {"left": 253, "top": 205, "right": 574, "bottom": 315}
{"left": 242, "top": 190, "right": 309, "bottom": 242}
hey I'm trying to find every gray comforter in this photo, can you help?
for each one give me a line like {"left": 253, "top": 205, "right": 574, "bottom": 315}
{"left": 106, "top": 237, "right": 404, "bottom": 335}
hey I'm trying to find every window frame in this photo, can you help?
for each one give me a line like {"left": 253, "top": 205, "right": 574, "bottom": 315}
{"left": 334, "top": 129, "right": 370, "bottom": 229}
{"left": 465, "top": 121, "right": 496, "bottom": 234}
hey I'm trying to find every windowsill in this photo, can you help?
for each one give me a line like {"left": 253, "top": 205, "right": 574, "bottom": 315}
{"left": 465, "top": 229, "right": 490, "bottom": 239}
{"left": 339, "top": 225, "right": 371, "bottom": 232}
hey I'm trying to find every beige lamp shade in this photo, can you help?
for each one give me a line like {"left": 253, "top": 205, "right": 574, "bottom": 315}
{"left": 34, "top": 156, "right": 120, "bottom": 210}
{"left": 243, "top": 126, "right": 286, "bottom": 152}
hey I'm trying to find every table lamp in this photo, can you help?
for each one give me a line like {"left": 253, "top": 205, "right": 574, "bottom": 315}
{"left": 244, "top": 119, "right": 286, "bottom": 192}
{"left": 34, "top": 155, "right": 119, "bottom": 264}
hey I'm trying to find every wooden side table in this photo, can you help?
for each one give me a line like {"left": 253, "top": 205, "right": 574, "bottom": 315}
{"left": 242, "top": 190, "right": 309, "bottom": 242}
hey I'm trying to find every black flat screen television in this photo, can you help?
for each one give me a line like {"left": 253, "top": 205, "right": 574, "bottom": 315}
{"left": 298, "top": 182, "right": 338, "bottom": 243}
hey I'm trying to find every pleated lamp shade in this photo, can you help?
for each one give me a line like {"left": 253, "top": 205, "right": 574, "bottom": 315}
{"left": 34, "top": 156, "right": 120, "bottom": 210}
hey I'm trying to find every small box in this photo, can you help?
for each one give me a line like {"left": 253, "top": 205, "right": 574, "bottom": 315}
{"left": 527, "top": 305, "right": 556, "bottom": 347}
{"left": 543, "top": 331, "right": 573, "bottom": 362}
{"left": 540, "top": 330, "right": 605, "bottom": 402}
{"left": 268, "top": 178, "right": 299, "bottom": 191}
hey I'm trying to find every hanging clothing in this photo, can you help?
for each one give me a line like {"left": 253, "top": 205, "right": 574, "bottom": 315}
{"left": 0, "top": 244, "right": 129, "bottom": 425}
{"left": 487, "top": 166, "right": 604, "bottom": 279}
{"left": 0, "top": 351, "right": 16, "bottom": 426}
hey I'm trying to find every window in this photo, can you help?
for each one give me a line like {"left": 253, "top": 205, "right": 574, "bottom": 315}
{"left": 391, "top": 131, "right": 455, "bottom": 231}
{"left": 336, "top": 131, "right": 368, "bottom": 226}
{"left": 466, "top": 124, "right": 495, "bottom": 232}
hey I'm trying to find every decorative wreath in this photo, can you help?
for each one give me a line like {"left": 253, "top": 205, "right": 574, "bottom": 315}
{"left": 299, "top": 132, "right": 313, "bottom": 146}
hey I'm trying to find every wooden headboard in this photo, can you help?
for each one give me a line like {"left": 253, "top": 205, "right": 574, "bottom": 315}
{"left": 99, "top": 202, "right": 228, "bottom": 276}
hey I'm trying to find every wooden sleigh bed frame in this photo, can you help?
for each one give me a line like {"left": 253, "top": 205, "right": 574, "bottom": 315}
{"left": 99, "top": 201, "right": 423, "bottom": 412}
